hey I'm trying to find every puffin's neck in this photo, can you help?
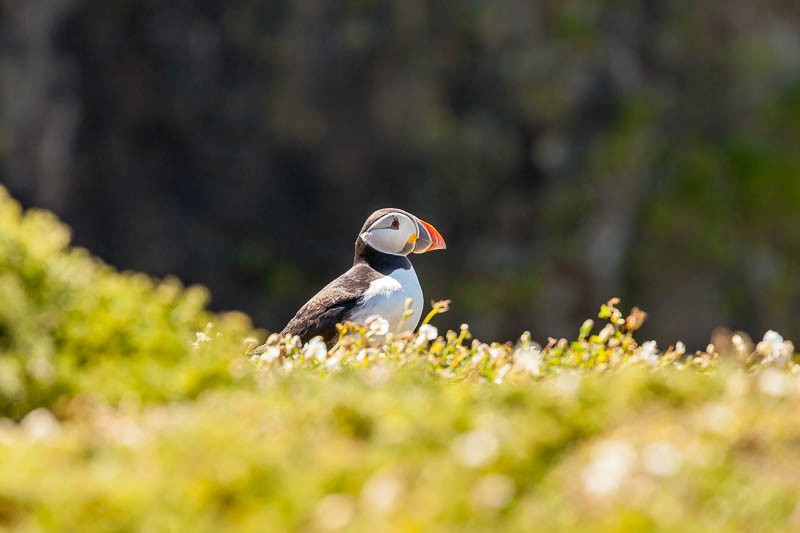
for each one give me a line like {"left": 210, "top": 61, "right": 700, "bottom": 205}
{"left": 354, "top": 238, "right": 411, "bottom": 274}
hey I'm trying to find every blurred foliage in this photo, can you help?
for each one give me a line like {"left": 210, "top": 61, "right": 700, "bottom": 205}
{"left": 8, "top": 367, "right": 800, "bottom": 533}
{"left": 2, "top": 1, "right": 800, "bottom": 347}
{"left": 2, "top": 189, "right": 800, "bottom": 531}
{"left": 0, "top": 186, "right": 256, "bottom": 419}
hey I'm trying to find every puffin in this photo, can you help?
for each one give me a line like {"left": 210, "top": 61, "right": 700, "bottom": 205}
{"left": 280, "top": 208, "right": 446, "bottom": 345}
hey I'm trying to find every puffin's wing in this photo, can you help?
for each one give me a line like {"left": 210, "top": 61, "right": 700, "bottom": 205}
{"left": 280, "top": 289, "right": 359, "bottom": 344}
{"left": 280, "top": 265, "right": 379, "bottom": 344}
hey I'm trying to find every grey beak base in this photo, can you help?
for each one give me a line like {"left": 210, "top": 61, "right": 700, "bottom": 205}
{"left": 413, "top": 221, "right": 432, "bottom": 254}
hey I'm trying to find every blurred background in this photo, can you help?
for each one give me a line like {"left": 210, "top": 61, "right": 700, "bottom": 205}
{"left": 2, "top": 0, "right": 799, "bottom": 349}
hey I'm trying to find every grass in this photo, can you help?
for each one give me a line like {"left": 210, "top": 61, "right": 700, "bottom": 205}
{"left": 1, "top": 185, "right": 799, "bottom": 532}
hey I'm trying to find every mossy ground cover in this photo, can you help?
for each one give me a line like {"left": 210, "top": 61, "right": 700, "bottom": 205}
{"left": 1, "top": 185, "right": 799, "bottom": 532}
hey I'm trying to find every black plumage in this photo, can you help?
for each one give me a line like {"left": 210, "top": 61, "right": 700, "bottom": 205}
{"left": 279, "top": 263, "right": 380, "bottom": 344}
{"left": 280, "top": 209, "right": 413, "bottom": 345}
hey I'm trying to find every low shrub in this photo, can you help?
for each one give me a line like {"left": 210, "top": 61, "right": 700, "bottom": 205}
{"left": 0, "top": 186, "right": 256, "bottom": 419}
{"left": 1, "top": 185, "right": 799, "bottom": 532}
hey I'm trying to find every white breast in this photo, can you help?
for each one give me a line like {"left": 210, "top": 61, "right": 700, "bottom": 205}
{"left": 348, "top": 267, "right": 424, "bottom": 334}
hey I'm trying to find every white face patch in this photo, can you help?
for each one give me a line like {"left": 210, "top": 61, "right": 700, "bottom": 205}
{"left": 348, "top": 267, "right": 424, "bottom": 334}
{"left": 360, "top": 213, "right": 417, "bottom": 255}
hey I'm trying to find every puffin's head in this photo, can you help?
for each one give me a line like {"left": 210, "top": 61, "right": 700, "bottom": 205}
{"left": 358, "top": 208, "right": 446, "bottom": 256}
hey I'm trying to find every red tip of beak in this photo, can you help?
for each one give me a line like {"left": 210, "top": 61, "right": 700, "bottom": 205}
{"left": 416, "top": 219, "right": 447, "bottom": 253}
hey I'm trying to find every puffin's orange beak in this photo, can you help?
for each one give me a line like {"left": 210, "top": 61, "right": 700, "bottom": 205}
{"left": 413, "top": 219, "right": 447, "bottom": 254}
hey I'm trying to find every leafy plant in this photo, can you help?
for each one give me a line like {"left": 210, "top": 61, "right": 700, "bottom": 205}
{"left": 1, "top": 186, "right": 799, "bottom": 532}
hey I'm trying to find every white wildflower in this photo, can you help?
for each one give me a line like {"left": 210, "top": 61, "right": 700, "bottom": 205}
{"left": 361, "top": 473, "right": 405, "bottom": 513}
{"left": 639, "top": 340, "right": 659, "bottom": 364}
{"left": 21, "top": 408, "right": 61, "bottom": 442}
{"left": 312, "top": 494, "right": 355, "bottom": 531}
{"left": 357, "top": 348, "right": 378, "bottom": 363}
{"left": 288, "top": 335, "right": 302, "bottom": 352}
{"left": 758, "top": 330, "right": 793, "bottom": 364}
{"left": 701, "top": 403, "right": 734, "bottom": 434}
{"left": 452, "top": 428, "right": 499, "bottom": 468}
{"left": 582, "top": 439, "right": 636, "bottom": 496}
{"left": 726, "top": 372, "right": 749, "bottom": 398}
{"left": 305, "top": 337, "right": 328, "bottom": 363}
{"left": 513, "top": 345, "right": 542, "bottom": 376}
{"left": 494, "top": 363, "right": 512, "bottom": 384}
{"left": 97, "top": 412, "right": 146, "bottom": 448}
{"left": 471, "top": 474, "right": 515, "bottom": 510}
{"left": 192, "top": 331, "right": 211, "bottom": 348}
{"left": 418, "top": 324, "right": 438, "bottom": 341}
{"left": 759, "top": 368, "right": 793, "bottom": 397}
{"left": 642, "top": 441, "right": 682, "bottom": 477}
{"left": 259, "top": 346, "right": 281, "bottom": 364}
{"left": 731, "top": 334, "right": 748, "bottom": 356}
{"left": 764, "top": 330, "right": 784, "bottom": 348}
{"left": 366, "top": 315, "right": 390, "bottom": 336}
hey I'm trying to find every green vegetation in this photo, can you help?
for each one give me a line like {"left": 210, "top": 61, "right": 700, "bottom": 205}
{"left": 2, "top": 185, "right": 800, "bottom": 532}
{"left": 0, "top": 186, "right": 256, "bottom": 420}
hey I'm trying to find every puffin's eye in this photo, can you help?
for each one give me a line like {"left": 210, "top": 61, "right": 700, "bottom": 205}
{"left": 390, "top": 218, "right": 400, "bottom": 229}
